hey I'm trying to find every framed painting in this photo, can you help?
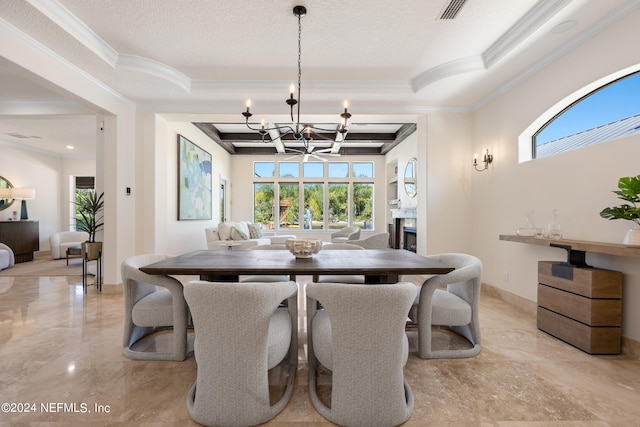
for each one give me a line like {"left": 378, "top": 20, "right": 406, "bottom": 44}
{"left": 178, "top": 135, "right": 212, "bottom": 220}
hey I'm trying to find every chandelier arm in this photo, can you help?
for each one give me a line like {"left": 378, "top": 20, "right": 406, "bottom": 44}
{"left": 306, "top": 124, "right": 344, "bottom": 133}
{"left": 244, "top": 120, "right": 296, "bottom": 136}
{"left": 305, "top": 130, "right": 334, "bottom": 142}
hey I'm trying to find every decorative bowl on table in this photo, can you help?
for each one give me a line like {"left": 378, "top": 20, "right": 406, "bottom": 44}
{"left": 285, "top": 238, "right": 323, "bottom": 259}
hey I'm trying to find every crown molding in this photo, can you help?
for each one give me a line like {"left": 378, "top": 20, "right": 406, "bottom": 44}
{"left": 411, "top": 0, "right": 571, "bottom": 94}
{"left": 411, "top": 56, "right": 485, "bottom": 93}
{"left": 1, "top": 18, "right": 133, "bottom": 108}
{"left": 117, "top": 55, "right": 191, "bottom": 92}
{"left": 26, "top": 0, "right": 118, "bottom": 66}
{"left": 483, "top": 0, "right": 571, "bottom": 68}
{"left": 192, "top": 79, "right": 412, "bottom": 94}
{"left": 470, "top": 0, "right": 640, "bottom": 111}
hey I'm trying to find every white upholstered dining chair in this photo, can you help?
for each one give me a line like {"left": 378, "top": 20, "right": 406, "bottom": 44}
{"left": 121, "top": 254, "right": 191, "bottom": 361}
{"left": 408, "top": 253, "right": 482, "bottom": 359}
{"left": 184, "top": 280, "right": 298, "bottom": 427}
{"left": 241, "top": 244, "right": 291, "bottom": 282}
{"left": 306, "top": 281, "right": 416, "bottom": 426}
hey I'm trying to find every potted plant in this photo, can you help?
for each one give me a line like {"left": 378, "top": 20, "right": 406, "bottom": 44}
{"left": 600, "top": 174, "right": 640, "bottom": 245}
{"left": 75, "top": 191, "right": 104, "bottom": 260}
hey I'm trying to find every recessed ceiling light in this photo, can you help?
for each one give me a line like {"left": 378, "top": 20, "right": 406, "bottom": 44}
{"left": 66, "top": 145, "right": 75, "bottom": 150}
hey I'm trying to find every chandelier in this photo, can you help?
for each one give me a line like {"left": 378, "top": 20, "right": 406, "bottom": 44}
{"left": 242, "top": 5, "right": 351, "bottom": 156}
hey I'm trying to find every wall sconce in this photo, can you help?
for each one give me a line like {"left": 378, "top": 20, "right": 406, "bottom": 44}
{"left": 473, "top": 149, "right": 493, "bottom": 172}
{"left": 11, "top": 187, "right": 36, "bottom": 220}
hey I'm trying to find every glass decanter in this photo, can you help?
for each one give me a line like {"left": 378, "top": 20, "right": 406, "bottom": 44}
{"left": 547, "top": 209, "right": 563, "bottom": 240}
{"left": 516, "top": 210, "right": 536, "bottom": 237}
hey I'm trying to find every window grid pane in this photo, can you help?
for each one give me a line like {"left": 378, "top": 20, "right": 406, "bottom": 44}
{"left": 279, "top": 183, "right": 299, "bottom": 229}
{"left": 328, "top": 183, "right": 349, "bottom": 230}
{"left": 254, "top": 183, "right": 274, "bottom": 229}
{"left": 353, "top": 183, "right": 374, "bottom": 230}
{"left": 303, "top": 162, "right": 324, "bottom": 178}
{"left": 328, "top": 162, "right": 349, "bottom": 178}
{"left": 254, "top": 162, "right": 275, "bottom": 178}
{"left": 303, "top": 183, "right": 324, "bottom": 230}
{"left": 352, "top": 162, "right": 374, "bottom": 178}
{"left": 279, "top": 162, "right": 300, "bottom": 178}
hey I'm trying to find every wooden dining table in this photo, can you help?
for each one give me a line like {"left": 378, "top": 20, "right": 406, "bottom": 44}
{"left": 140, "top": 248, "right": 454, "bottom": 284}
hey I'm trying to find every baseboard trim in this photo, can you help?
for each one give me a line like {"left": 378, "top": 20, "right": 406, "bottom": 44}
{"left": 482, "top": 282, "right": 639, "bottom": 360}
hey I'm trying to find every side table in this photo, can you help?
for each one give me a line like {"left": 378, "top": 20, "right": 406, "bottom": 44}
{"left": 66, "top": 245, "right": 82, "bottom": 265}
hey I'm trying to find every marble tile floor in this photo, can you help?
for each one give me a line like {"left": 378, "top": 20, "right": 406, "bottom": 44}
{"left": 1, "top": 274, "right": 639, "bottom": 426}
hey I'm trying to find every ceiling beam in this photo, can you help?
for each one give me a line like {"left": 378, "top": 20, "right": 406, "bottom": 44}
{"left": 194, "top": 122, "right": 416, "bottom": 156}
{"left": 193, "top": 123, "right": 236, "bottom": 154}
{"left": 379, "top": 123, "right": 417, "bottom": 155}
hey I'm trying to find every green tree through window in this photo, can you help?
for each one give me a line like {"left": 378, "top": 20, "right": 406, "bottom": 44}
{"left": 253, "top": 161, "right": 374, "bottom": 230}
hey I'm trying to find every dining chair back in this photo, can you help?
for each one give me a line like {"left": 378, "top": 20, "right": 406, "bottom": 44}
{"left": 330, "top": 226, "right": 361, "bottom": 243}
{"left": 349, "top": 232, "right": 390, "bottom": 249}
{"left": 184, "top": 280, "right": 298, "bottom": 427}
{"left": 314, "top": 243, "right": 365, "bottom": 283}
{"left": 306, "top": 281, "right": 416, "bottom": 426}
{"left": 241, "top": 244, "right": 291, "bottom": 282}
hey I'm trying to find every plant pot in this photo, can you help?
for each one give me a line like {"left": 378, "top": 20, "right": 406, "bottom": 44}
{"left": 82, "top": 241, "right": 103, "bottom": 260}
{"left": 623, "top": 229, "right": 640, "bottom": 246}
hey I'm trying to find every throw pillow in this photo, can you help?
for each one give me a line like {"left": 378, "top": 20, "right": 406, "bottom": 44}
{"left": 230, "top": 226, "right": 249, "bottom": 240}
{"left": 217, "top": 222, "right": 233, "bottom": 241}
{"left": 247, "top": 223, "right": 263, "bottom": 239}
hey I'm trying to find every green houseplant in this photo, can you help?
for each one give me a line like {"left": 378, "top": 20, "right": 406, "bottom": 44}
{"left": 600, "top": 174, "right": 640, "bottom": 245}
{"left": 75, "top": 191, "right": 104, "bottom": 259}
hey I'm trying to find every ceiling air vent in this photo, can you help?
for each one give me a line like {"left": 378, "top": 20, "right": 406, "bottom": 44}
{"left": 439, "top": 0, "right": 467, "bottom": 20}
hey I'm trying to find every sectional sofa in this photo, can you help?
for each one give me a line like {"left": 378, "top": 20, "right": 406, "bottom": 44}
{"left": 205, "top": 221, "right": 296, "bottom": 250}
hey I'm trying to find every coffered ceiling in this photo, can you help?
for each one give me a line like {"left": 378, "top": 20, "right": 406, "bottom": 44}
{"left": 1, "top": 0, "right": 638, "bottom": 157}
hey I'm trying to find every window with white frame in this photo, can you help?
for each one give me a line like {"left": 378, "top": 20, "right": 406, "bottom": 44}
{"left": 253, "top": 161, "right": 374, "bottom": 231}
{"left": 530, "top": 70, "right": 640, "bottom": 159}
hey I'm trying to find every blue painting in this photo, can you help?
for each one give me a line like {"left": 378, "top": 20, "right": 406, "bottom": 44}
{"left": 178, "top": 135, "right": 212, "bottom": 220}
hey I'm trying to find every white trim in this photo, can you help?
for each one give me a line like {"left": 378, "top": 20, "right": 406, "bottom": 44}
{"left": 26, "top": 0, "right": 118, "bottom": 66}
{"left": 483, "top": 0, "right": 571, "bottom": 67}
{"left": 117, "top": 55, "right": 191, "bottom": 92}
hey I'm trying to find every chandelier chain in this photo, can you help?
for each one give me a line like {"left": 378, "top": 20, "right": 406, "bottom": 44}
{"left": 297, "top": 11, "right": 302, "bottom": 137}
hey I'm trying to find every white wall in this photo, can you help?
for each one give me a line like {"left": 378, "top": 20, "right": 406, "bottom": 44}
{"left": 148, "top": 119, "right": 231, "bottom": 256}
{"left": 471, "top": 9, "right": 640, "bottom": 340}
{"left": 0, "top": 143, "right": 93, "bottom": 251}
{"left": 425, "top": 113, "right": 474, "bottom": 255}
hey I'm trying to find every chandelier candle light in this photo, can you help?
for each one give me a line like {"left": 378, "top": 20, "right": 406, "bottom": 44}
{"left": 242, "top": 5, "right": 352, "bottom": 156}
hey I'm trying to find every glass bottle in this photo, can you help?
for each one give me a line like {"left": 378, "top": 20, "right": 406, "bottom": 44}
{"left": 516, "top": 210, "right": 536, "bottom": 237}
{"left": 547, "top": 209, "right": 563, "bottom": 240}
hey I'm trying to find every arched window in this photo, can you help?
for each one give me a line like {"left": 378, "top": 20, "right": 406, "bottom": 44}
{"left": 519, "top": 68, "right": 640, "bottom": 161}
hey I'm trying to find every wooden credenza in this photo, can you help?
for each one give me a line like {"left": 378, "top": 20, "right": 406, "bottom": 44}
{"left": 537, "top": 261, "right": 622, "bottom": 354}
{"left": 0, "top": 220, "right": 40, "bottom": 263}
{"left": 498, "top": 235, "right": 630, "bottom": 354}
